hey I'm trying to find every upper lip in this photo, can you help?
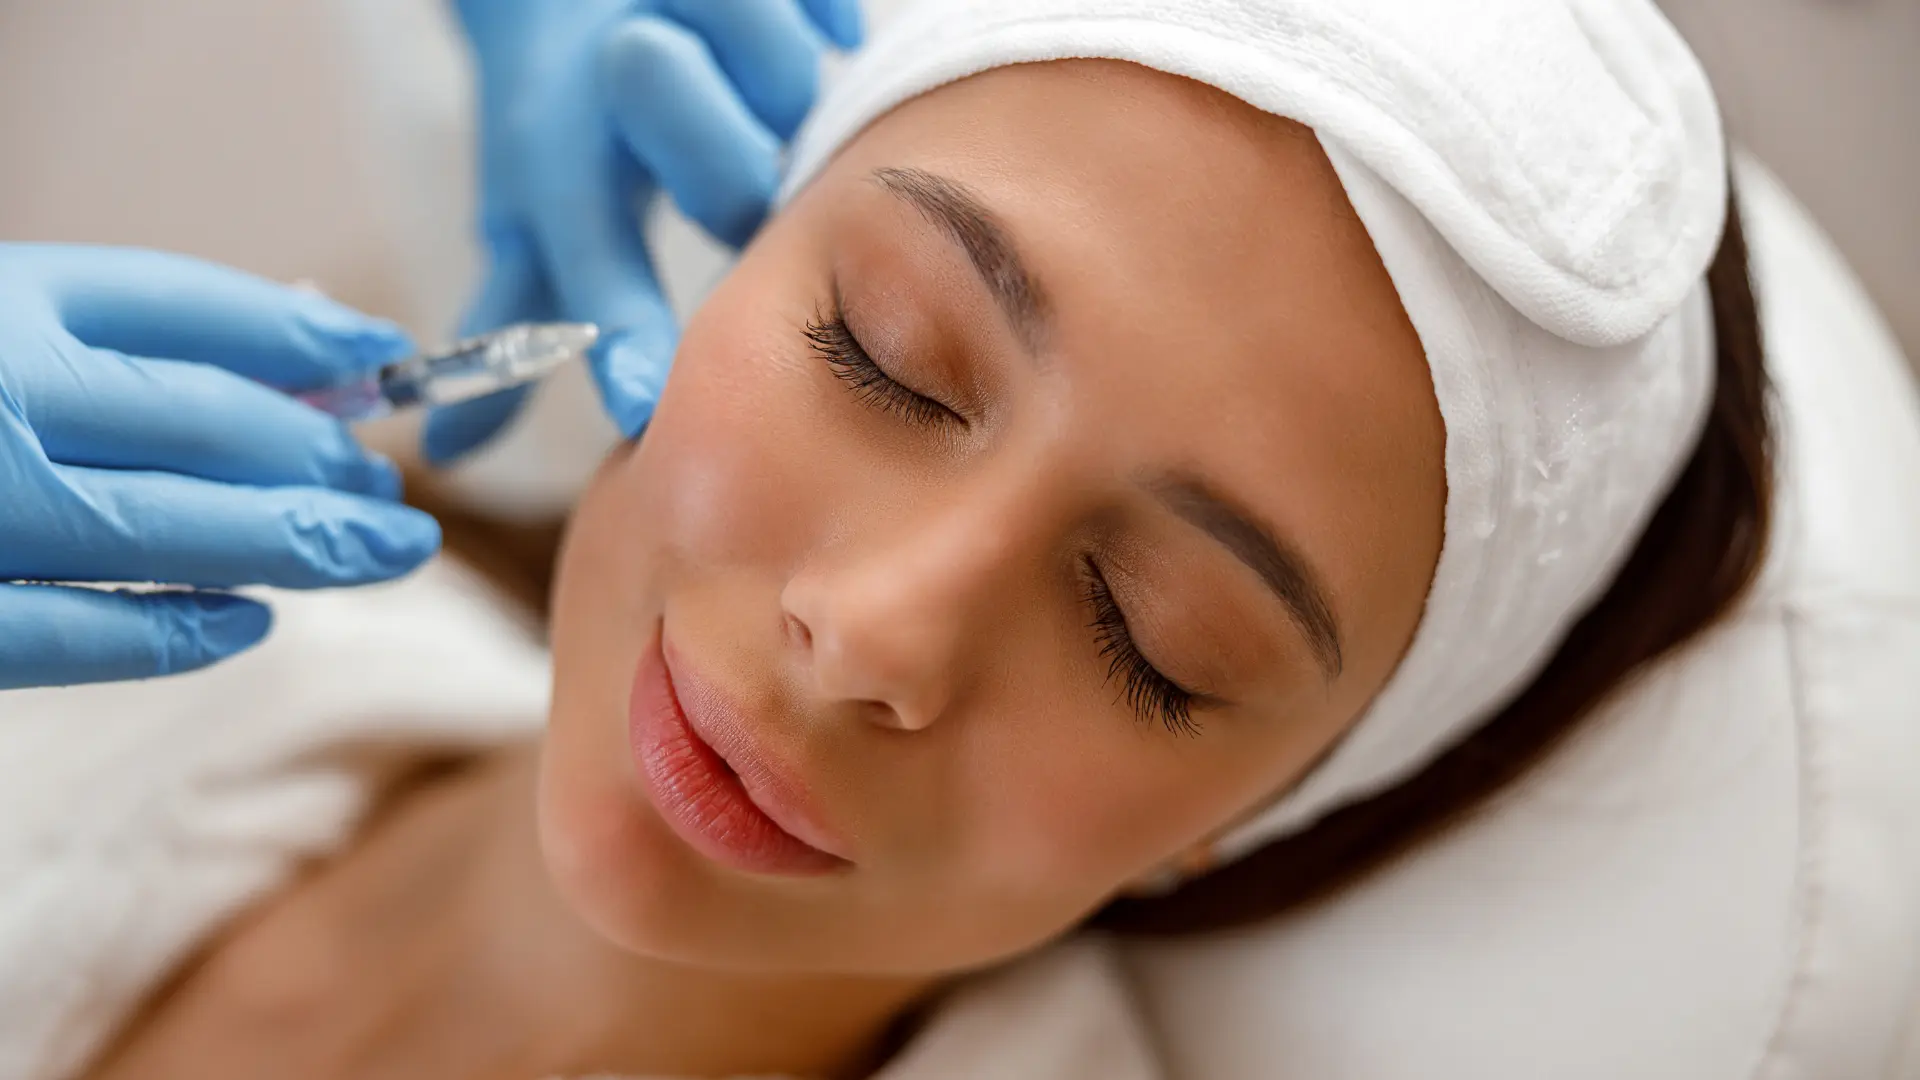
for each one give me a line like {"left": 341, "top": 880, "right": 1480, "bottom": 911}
{"left": 662, "top": 642, "right": 852, "bottom": 861}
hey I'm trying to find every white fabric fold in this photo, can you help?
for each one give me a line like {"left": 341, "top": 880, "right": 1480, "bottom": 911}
{"left": 780, "top": 0, "right": 1725, "bottom": 859}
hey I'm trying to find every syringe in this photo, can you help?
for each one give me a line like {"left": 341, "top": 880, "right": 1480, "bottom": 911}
{"left": 300, "top": 322, "right": 600, "bottom": 421}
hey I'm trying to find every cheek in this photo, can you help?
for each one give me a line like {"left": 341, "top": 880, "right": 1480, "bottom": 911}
{"left": 920, "top": 692, "right": 1290, "bottom": 956}
{"left": 637, "top": 273, "right": 842, "bottom": 573}
{"left": 937, "top": 671, "right": 1351, "bottom": 940}
{"left": 971, "top": 726, "right": 1251, "bottom": 885}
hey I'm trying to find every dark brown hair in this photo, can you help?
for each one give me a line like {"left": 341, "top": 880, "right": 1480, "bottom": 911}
{"left": 415, "top": 182, "right": 1772, "bottom": 940}
{"left": 1092, "top": 183, "right": 1773, "bottom": 935}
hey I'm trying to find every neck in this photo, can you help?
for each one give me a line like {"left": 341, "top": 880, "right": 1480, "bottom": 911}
{"left": 317, "top": 745, "right": 935, "bottom": 1079}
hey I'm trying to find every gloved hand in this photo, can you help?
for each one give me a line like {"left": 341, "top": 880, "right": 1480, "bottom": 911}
{"left": 0, "top": 244, "right": 443, "bottom": 689}
{"left": 424, "top": 0, "right": 864, "bottom": 463}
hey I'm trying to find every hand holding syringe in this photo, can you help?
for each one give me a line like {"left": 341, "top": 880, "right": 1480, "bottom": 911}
{"left": 299, "top": 323, "right": 600, "bottom": 421}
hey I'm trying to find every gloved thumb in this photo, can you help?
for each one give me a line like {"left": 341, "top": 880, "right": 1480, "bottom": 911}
{"left": 589, "top": 322, "right": 677, "bottom": 439}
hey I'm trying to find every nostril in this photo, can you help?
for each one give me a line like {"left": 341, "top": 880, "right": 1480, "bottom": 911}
{"left": 784, "top": 612, "right": 813, "bottom": 650}
{"left": 868, "top": 700, "right": 924, "bottom": 732}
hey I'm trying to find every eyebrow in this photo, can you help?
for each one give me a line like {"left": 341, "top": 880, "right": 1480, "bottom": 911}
{"left": 870, "top": 166, "right": 1051, "bottom": 352}
{"left": 1151, "top": 474, "right": 1345, "bottom": 680}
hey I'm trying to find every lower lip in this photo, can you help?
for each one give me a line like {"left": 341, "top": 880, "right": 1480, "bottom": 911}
{"left": 628, "top": 638, "right": 845, "bottom": 876}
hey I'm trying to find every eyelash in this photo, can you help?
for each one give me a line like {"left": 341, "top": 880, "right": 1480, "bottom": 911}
{"left": 1081, "top": 557, "right": 1202, "bottom": 737}
{"left": 805, "top": 310, "right": 1200, "bottom": 738}
{"left": 805, "top": 312, "right": 963, "bottom": 428}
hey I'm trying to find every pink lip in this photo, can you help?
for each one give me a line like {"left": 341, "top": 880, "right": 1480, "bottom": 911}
{"left": 629, "top": 633, "right": 849, "bottom": 876}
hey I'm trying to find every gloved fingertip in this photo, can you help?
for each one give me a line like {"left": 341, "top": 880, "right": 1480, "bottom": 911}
{"left": 298, "top": 302, "right": 418, "bottom": 371}
{"left": 609, "top": 397, "right": 658, "bottom": 441}
{"left": 148, "top": 591, "right": 274, "bottom": 675}
{"left": 363, "top": 453, "right": 405, "bottom": 501}
{"left": 189, "top": 593, "right": 275, "bottom": 656}
{"left": 831, "top": 0, "right": 866, "bottom": 49}
{"left": 352, "top": 322, "right": 418, "bottom": 365}
{"left": 320, "top": 424, "right": 407, "bottom": 498}
{"left": 343, "top": 328, "right": 416, "bottom": 374}
{"left": 716, "top": 197, "right": 775, "bottom": 252}
{"left": 591, "top": 329, "right": 671, "bottom": 439}
{"left": 603, "top": 377, "right": 660, "bottom": 440}
{"left": 350, "top": 505, "right": 444, "bottom": 575}
{"left": 322, "top": 320, "right": 416, "bottom": 372}
{"left": 286, "top": 501, "right": 442, "bottom": 584}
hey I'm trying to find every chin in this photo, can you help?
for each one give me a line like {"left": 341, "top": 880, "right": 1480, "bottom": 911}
{"left": 532, "top": 704, "right": 754, "bottom": 965}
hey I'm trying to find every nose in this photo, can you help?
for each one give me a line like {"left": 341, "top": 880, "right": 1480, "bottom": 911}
{"left": 781, "top": 493, "right": 1025, "bottom": 731}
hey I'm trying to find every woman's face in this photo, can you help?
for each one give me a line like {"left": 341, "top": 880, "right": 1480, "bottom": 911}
{"left": 540, "top": 60, "right": 1444, "bottom": 976}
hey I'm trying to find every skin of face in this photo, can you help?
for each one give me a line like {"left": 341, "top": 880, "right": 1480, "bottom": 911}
{"left": 538, "top": 59, "right": 1446, "bottom": 979}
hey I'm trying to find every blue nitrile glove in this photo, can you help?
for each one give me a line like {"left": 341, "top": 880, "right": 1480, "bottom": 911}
{"left": 423, "top": 0, "right": 865, "bottom": 463}
{"left": 0, "top": 244, "right": 443, "bottom": 689}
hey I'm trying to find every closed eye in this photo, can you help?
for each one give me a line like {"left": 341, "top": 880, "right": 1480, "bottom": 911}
{"left": 1082, "top": 556, "right": 1204, "bottom": 737}
{"left": 806, "top": 311, "right": 965, "bottom": 429}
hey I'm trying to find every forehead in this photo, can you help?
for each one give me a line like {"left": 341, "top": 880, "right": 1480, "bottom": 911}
{"left": 838, "top": 60, "right": 1363, "bottom": 287}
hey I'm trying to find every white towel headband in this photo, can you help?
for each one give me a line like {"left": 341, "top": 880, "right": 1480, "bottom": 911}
{"left": 779, "top": 0, "right": 1725, "bottom": 861}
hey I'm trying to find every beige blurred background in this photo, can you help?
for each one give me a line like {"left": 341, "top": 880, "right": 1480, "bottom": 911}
{"left": 0, "top": 0, "right": 1911, "bottom": 507}
{"left": 0, "top": 0, "right": 471, "bottom": 332}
